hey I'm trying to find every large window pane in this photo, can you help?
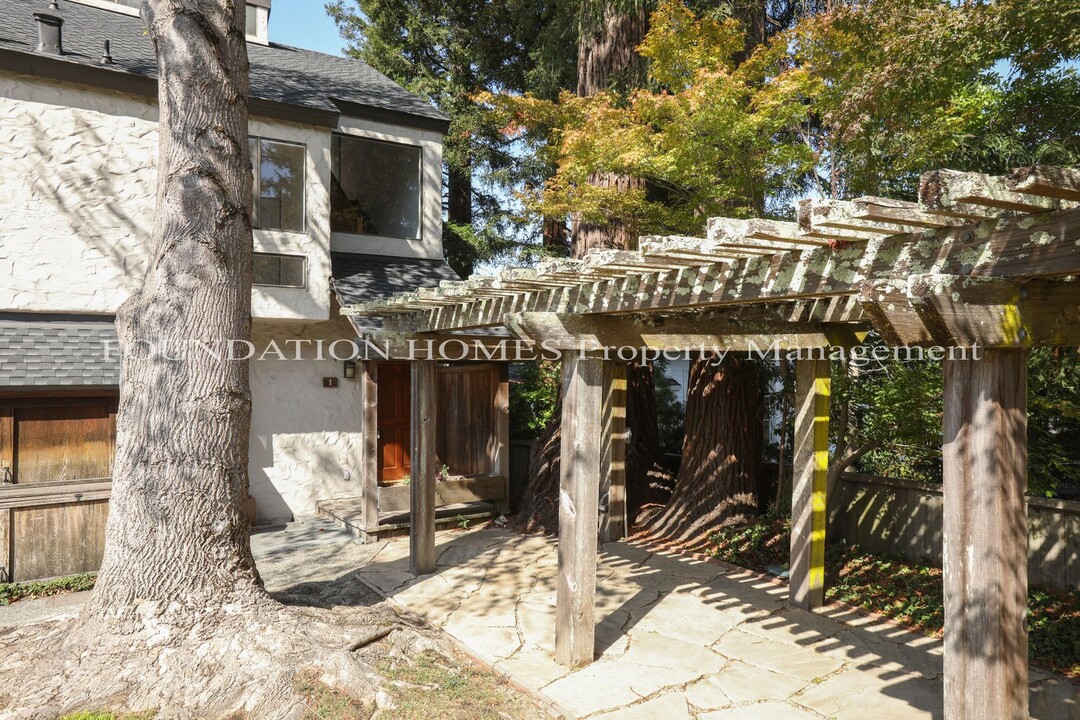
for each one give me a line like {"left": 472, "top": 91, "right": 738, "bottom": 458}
{"left": 331, "top": 135, "right": 422, "bottom": 239}
{"left": 255, "top": 139, "right": 305, "bottom": 232}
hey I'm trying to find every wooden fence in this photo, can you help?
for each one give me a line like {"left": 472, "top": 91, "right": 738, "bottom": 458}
{"left": 0, "top": 480, "right": 111, "bottom": 582}
{"left": 829, "top": 473, "right": 1080, "bottom": 591}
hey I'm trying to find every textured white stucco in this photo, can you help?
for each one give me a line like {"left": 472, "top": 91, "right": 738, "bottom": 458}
{"left": 248, "top": 318, "right": 366, "bottom": 522}
{"left": 1, "top": 71, "right": 447, "bottom": 518}
{"left": 0, "top": 72, "right": 447, "bottom": 320}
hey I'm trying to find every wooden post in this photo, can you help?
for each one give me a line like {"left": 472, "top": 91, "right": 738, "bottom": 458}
{"left": 943, "top": 349, "right": 1028, "bottom": 720}
{"left": 493, "top": 363, "right": 511, "bottom": 514}
{"left": 410, "top": 359, "right": 437, "bottom": 576}
{"left": 599, "top": 361, "right": 627, "bottom": 543}
{"left": 791, "top": 357, "right": 830, "bottom": 609}
{"left": 359, "top": 361, "right": 380, "bottom": 542}
{"left": 555, "top": 354, "right": 603, "bottom": 667}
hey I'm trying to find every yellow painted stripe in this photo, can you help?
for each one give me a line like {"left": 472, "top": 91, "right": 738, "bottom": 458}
{"left": 809, "top": 365, "right": 830, "bottom": 593}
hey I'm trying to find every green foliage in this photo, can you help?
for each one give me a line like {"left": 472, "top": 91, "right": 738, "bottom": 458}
{"left": 1028, "top": 347, "right": 1080, "bottom": 498}
{"left": 485, "top": 0, "right": 818, "bottom": 235}
{"left": 831, "top": 338, "right": 945, "bottom": 484}
{"left": 0, "top": 573, "right": 96, "bottom": 606}
{"left": 327, "top": 0, "right": 559, "bottom": 272}
{"left": 709, "top": 516, "right": 1080, "bottom": 678}
{"left": 509, "top": 360, "right": 561, "bottom": 439}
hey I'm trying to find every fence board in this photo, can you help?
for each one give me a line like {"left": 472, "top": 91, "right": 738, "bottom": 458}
{"left": 833, "top": 473, "right": 1079, "bottom": 591}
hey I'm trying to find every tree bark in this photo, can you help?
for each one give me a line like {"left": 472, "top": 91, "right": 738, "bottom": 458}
{"left": 85, "top": 0, "right": 261, "bottom": 617}
{"left": 571, "top": 1, "right": 648, "bottom": 256}
{"left": 643, "top": 354, "right": 764, "bottom": 547}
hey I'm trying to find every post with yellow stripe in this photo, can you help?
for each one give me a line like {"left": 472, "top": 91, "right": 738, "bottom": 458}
{"left": 790, "top": 357, "right": 830, "bottom": 609}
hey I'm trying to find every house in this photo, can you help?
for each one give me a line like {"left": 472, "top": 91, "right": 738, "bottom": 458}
{"left": 0, "top": 0, "right": 509, "bottom": 581}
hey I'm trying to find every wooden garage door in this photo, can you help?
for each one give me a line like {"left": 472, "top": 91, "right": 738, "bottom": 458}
{"left": 1, "top": 399, "right": 118, "bottom": 485}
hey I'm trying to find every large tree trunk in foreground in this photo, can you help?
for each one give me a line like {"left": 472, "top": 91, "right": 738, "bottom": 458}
{"left": 0, "top": 3, "right": 420, "bottom": 716}
{"left": 87, "top": 0, "right": 260, "bottom": 616}
{"left": 643, "top": 355, "right": 764, "bottom": 547}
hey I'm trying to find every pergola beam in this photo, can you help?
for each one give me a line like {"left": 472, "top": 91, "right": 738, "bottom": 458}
{"left": 1007, "top": 166, "right": 1080, "bottom": 202}
{"left": 861, "top": 276, "right": 1080, "bottom": 348}
{"left": 506, "top": 310, "right": 867, "bottom": 352}
{"left": 921, "top": 168, "right": 1064, "bottom": 215}
{"left": 372, "top": 207, "right": 1080, "bottom": 333}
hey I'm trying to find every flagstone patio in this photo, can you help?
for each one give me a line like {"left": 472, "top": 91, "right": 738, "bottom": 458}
{"left": 341, "top": 524, "right": 1079, "bottom": 720}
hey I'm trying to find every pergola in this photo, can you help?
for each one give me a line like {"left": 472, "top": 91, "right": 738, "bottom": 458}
{"left": 345, "top": 166, "right": 1080, "bottom": 720}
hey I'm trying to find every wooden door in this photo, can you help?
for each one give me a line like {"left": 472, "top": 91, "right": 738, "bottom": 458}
{"left": 376, "top": 362, "right": 411, "bottom": 483}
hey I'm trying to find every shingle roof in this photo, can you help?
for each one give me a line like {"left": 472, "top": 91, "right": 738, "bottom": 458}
{"left": 331, "top": 253, "right": 460, "bottom": 309}
{"left": 0, "top": 314, "right": 120, "bottom": 387}
{"left": 0, "top": 0, "right": 449, "bottom": 128}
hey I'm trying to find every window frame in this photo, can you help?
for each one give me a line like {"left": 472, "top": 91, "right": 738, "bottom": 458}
{"left": 330, "top": 133, "right": 424, "bottom": 242}
{"left": 250, "top": 136, "right": 307, "bottom": 235}
{"left": 252, "top": 252, "right": 307, "bottom": 289}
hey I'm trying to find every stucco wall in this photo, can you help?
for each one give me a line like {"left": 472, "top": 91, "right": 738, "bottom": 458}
{"left": 0, "top": 71, "right": 444, "bottom": 320}
{"left": 248, "top": 317, "right": 365, "bottom": 522}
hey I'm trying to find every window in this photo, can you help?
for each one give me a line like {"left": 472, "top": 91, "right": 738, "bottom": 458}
{"left": 250, "top": 138, "right": 305, "bottom": 233}
{"left": 245, "top": 5, "right": 259, "bottom": 36}
{"left": 331, "top": 134, "right": 422, "bottom": 240}
{"left": 253, "top": 253, "right": 306, "bottom": 288}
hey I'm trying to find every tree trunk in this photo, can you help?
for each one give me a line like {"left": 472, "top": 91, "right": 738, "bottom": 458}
{"left": 0, "top": 4, "right": 414, "bottom": 715}
{"left": 571, "top": 1, "right": 648, "bottom": 256}
{"left": 445, "top": 163, "right": 475, "bottom": 276}
{"left": 625, "top": 360, "right": 673, "bottom": 524}
{"left": 511, "top": 2, "right": 667, "bottom": 536}
{"left": 84, "top": 0, "right": 260, "bottom": 617}
{"left": 643, "top": 354, "right": 764, "bottom": 547}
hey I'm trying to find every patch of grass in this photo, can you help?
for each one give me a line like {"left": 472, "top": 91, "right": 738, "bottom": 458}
{"left": 707, "top": 516, "right": 1080, "bottom": 679}
{"left": 293, "top": 669, "right": 371, "bottom": 720}
{"left": 0, "top": 573, "right": 96, "bottom": 606}
{"left": 376, "top": 649, "right": 542, "bottom": 720}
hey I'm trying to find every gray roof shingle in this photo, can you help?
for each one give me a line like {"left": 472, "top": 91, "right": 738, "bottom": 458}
{"left": 0, "top": 313, "right": 120, "bottom": 387}
{"left": 330, "top": 252, "right": 460, "bottom": 310}
{"left": 0, "top": 0, "right": 449, "bottom": 128}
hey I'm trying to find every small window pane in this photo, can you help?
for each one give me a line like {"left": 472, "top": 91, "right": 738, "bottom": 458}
{"left": 253, "top": 253, "right": 306, "bottom": 288}
{"left": 257, "top": 139, "right": 305, "bottom": 232}
{"left": 245, "top": 5, "right": 259, "bottom": 36}
{"left": 331, "top": 135, "right": 421, "bottom": 239}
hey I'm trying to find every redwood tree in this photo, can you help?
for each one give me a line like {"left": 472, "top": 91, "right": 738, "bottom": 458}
{"left": 643, "top": 354, "right": 766, "bottom": 547}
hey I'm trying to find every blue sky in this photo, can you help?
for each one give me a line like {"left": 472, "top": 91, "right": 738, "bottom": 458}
{"left": 269, "top": 0, "right": 346, "bottom": 56}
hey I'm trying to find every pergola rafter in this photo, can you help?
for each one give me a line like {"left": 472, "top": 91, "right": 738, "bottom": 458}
{"left": 341, "top": 166, "right": 1080, "bottom": 719}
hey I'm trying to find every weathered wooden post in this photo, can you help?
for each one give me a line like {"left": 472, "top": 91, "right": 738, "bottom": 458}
{"left": 942, "top": 349, "right": 1028, "bottom": 720}
{"left": 555, "top": 354, "right": 603, "bottom": 667}
{"left": 790, "top": 356, "right": 830, "bottom": 609}
{"left": 493, "top": 363, "right": 511, "bottom": 514}
{"left": 410, "top": 359, "right": 437, "bottom": 575}
{"left": 358, "top": 361, "right": 380, "bottom": 543}
{"left": 599, "top": 361, "right": 628, "bottom": 543}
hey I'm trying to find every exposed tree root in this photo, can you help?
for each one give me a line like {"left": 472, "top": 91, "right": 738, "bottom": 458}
{"left": 0, "top": 581, "right": 444, "bottom": 720}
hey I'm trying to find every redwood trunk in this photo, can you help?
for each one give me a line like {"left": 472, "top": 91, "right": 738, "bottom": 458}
{"left": 86, "top": 0, "right": 261, "bottom": 615}
{"left": 644, "top": 355, "right": 764, "bottom": 547}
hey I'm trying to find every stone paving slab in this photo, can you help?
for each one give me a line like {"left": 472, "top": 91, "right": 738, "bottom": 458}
{"left": 355, "top": 527, "right": 1080, "bottom": 720}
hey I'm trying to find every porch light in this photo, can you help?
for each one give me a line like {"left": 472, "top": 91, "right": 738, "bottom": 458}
{"left": 343, "top": 360, "right": 356, "bottom": 379}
